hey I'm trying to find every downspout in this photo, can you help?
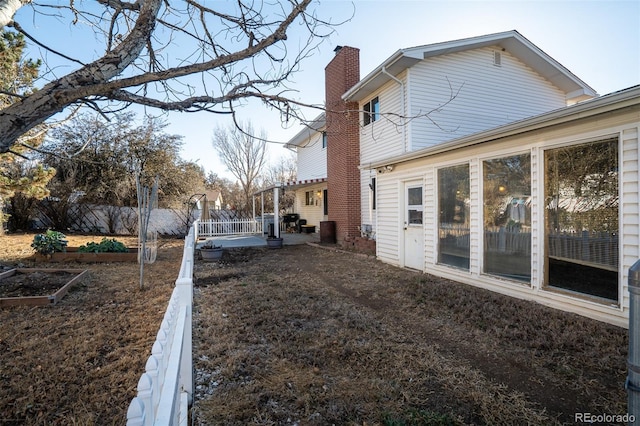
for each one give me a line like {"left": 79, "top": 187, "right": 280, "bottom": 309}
{"left": 378, "top": 66, "right": 406, "bottom": 252}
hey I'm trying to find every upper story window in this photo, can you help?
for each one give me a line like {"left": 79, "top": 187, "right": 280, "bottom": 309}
{"left": 363, "top": 96, "right": 380, "bottom": 126}
{"left": 322, "top": 132, "right": 327, "bottom": 148}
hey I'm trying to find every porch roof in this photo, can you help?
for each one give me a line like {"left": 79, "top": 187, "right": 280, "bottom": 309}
{"left": 283, "top": 177, "right": 327, "bottom": 190}
{"left": 253, "top": 178, "right": 327, "bottom": 196}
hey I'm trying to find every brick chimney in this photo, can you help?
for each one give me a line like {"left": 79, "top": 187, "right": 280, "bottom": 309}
{"left": 325, "top": 46, "right": 360, "bottom": 245}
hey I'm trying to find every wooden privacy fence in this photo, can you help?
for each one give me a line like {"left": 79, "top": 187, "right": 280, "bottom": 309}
{"left": 548, "top": 230, "right": 618, "bottom": 270}
{"left": 484, "top": 227, "right": 532, "bottom": 255}
{"left": 198, "top": 218, "right": 263, "bottom": 236}
{"left": 127, "top": 225, "right": 195, "bottom": 426}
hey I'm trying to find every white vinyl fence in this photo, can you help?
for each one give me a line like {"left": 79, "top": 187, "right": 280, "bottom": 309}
{"left": 126, "top": 225, "right": 195, "bottom": 426}
{"left": 198, "top": 218, "right": 262, "bottom": 236}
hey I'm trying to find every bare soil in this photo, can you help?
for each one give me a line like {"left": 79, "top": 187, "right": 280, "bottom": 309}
{"left": 0, "top": 270, "right": 79, "bottom": 298}
{"left": 192, "top": 244, "right": 629, "bottom": 425}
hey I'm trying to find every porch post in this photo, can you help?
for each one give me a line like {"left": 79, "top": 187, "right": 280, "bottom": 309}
{"left": 274, "top": 183, "right": 281, "bottom": 239}
{"left": 261, "top": 192, "right": 265, "bottom": 236}
{"left": 252, "top": 195, "right": 256, "bottom": 234}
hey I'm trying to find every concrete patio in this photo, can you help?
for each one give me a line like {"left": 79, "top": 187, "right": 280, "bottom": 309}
{"left": 196, "top": 231, "right": 320, "bottom": 249}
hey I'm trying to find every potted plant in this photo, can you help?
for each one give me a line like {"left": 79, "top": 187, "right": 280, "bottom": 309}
{"left": 200, "top": 240, "right": 223, "bottom": 261}
{"left": 266, "top": 234, "right": 283, "bottom": 249}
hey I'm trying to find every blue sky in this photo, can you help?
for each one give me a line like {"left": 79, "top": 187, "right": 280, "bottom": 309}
{"left": 16, "top": 1, "right": 640, "bottom": 180}
{"left": 177, "top": 0, "right": 640, "bottom": 179}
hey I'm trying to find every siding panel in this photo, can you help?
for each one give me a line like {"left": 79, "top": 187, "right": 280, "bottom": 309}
{"left": 621, "top": 126, "right": 640, "bottom": 310}
{"left": 360, "top": 76, "right": 406, "bottom": 165}
{"left": 296, "top": 133, "right": 327, "bottom": 181}
{"left": 408, "top": 47, "right": 566, "bottom": 150}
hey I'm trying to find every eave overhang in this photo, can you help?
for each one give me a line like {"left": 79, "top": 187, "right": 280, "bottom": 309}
{"left": 343, "top": 30, "right": 597, "bottom": 104}
{"left": 284, "top": 113, "right": 326, "bottom": 149}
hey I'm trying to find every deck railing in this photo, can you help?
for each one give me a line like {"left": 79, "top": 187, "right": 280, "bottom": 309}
{"left": 198, "top": 218, "right": 262, "bottom": 236}
{"left": 126, "top": 225, "right": 195, "bottom": 426}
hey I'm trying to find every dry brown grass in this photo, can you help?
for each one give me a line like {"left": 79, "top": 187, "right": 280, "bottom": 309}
{"left": 0, "top": 235, "right": 630, "bottom": 425}
{"left": 0, "top": 233, "right": 182, "bottom": 425}
{"left": 192, "top": 244, "right": 628, "bottom": 426}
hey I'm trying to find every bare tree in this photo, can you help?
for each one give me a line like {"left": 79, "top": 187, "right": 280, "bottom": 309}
{"left": 212, "top": 121, "right": 267, "bottom": 213}
{"left": 0, "top": 0, "right": 346, "bottom": 153}
{"left": 262, "top": 151, "right": 297, "bottom": 213}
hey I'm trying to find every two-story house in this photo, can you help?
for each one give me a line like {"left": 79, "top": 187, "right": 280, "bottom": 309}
{"left": 291, "top": 30, "right": 639, "bottom": 326}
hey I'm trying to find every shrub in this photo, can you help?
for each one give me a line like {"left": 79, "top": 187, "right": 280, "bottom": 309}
{"left": 78, "top": 238, "right": 128, "bottom": 253}
{"left": 31, "top": 230, "right": 68, "bottom": 255}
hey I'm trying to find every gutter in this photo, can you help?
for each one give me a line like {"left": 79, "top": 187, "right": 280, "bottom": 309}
{"left": 342, "top": 50, "right": 407, "bottom": 101}
{"left": 361, "top": 85, "right": 640, "bottom": 170}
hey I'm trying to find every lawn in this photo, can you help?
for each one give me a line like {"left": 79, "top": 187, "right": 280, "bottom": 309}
{"left": 0, "top": 234, "right": 630, "bottom": 425}
{"left": 0, "top": 233, "right": 182, "bottom": 425}
{"left": 191, "top": 244, "right": 629, "bottom": 425}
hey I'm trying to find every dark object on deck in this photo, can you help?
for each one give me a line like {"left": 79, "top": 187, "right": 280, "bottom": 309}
{"left": 301, "top": 225, "right": 315, "bottom": 234}
{"left": 297, "top": 219, "right": 307, "bottom": 233}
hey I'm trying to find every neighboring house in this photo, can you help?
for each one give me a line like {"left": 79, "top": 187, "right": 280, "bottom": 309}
{"left": 283, "top": 113, "right": 328, "bottom": 231}
{"left": 305, "top": 30, "right": 639, "bottom": 326}
{"left": 203, "top": 190, "right": 223, "bottom": 210}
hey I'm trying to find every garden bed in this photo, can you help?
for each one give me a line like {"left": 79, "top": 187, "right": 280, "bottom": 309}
{"left": 0, "top": 268, "right": 89, "bottom": 306}
{"left": 32, "top": 247, "right": 139, "bottom": 263}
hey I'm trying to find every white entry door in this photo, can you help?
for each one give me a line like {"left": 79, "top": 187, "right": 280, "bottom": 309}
{"left": 404, "top": 181, "right": 424, "bottom": 270}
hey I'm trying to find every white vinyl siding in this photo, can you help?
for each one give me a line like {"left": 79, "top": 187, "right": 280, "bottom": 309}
{"left": 372, "top": 109, "right": 639, "bottom": 327}
{"left": 530, "top": 147, "right": 540, "bottom": 289}
{"left": 360, "top": 168, "right": 377, "bottom": 236}
{"left": 408, "top": 47, "right": 566, "bottom": 150}
{"left": 375, "top": 176, "right": 400, "bottom": 264}
{"left": 423, "top": 167, "right": 436, "bottom": 265}
{"left": 621, "top": 126, "right": 640, "bottom": 311}
{"left": 360, "top": 76, "right": 407, "bottom": 165}
{"left": 296, "top": 132, "right": 327, "bottom": 181}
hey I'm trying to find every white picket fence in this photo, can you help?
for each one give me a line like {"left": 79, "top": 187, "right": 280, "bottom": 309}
{"left": 126, "top": 225, "right": 195, "bottom": 426}
{"left": 198, "top": 218, "right": 263, "bottom": 236}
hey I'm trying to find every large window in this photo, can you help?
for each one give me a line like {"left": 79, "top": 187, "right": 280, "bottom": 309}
{"left": 438, "top": 164, "right": 470, "bottom": 269}
{"left": 483, "top": 153, "right": 531, "bottom": 282}
{"left": 544, "top": 138, "right": 619, "bottom": 301}
{"left": 363, "top": 97, "right": 380, "bottom": 126}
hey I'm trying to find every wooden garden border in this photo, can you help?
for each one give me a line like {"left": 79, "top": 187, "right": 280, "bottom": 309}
{"left": 33, "top": 248, "right": 139, "bottom": 263}
{"left": 0, "top": 268, "right": 89, "bottom": 307}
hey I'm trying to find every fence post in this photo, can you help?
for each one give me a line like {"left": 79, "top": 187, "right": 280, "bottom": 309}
{"left": 627, "top": 260, "right": 640, "bottom": 424}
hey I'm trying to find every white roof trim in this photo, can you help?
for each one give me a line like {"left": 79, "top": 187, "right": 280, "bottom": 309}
{"left": 343, "top": 30, "right": 597, "bottom": 103}
{"left": 285, "top": 113, "right": 326, "bottom": 148}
